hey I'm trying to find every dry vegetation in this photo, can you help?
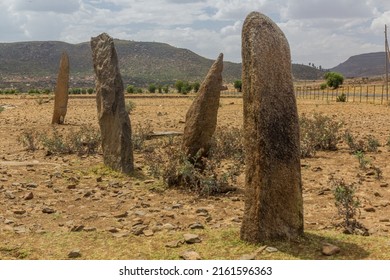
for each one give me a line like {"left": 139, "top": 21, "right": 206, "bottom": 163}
{"left": 1, "top": 94, "right": 390, "bottom": 260}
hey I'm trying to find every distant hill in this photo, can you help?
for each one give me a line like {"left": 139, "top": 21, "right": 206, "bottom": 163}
{"left": 292, "top": 64, "right": 326, "bottom": 80}
{"left": 330, "top": 52, "right": 387, "bottom": 78}
{"left": 0, "top": 40, "right": 323, "bottom": 90}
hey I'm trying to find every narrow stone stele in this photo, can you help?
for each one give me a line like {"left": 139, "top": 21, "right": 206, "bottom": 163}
{"left": 90, "top": 33, "right": 134, "bottom": 174}
{"left": 240, "top": 12, "right": 303, "bottom": 243}
{"left": 52, "top": 52, "right": 69, "bottom": 124}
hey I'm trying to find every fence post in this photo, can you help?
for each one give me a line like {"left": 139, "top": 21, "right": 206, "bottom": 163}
{"left": 366, "top": 85, "right": 369, "bottom": 103}
{"left": 381, "top": 85, "right": 384, "bottom": 104}
{"left": 353, "top": 85, "right": 356, "bottom": 102}
{"left": 360, "top": 86, "right": 362, "bottom": 103}
{"left": 373, "top": 85, "right": 376, "bottom": 104}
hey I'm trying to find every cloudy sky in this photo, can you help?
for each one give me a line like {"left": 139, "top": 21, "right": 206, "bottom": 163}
{"left": 1, "top": 0, "right": 390, "bottom": 68}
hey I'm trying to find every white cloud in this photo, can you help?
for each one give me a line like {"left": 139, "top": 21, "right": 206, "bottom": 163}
{"left": 0, "top": 0, "right": 390, "bottom": 68}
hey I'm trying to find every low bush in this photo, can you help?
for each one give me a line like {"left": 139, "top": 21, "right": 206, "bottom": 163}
{"left": 299, "top": 113, "right": 343, "bottom": 158}
{"left": 330, "top": 177, "right": 366, "bottom": 235}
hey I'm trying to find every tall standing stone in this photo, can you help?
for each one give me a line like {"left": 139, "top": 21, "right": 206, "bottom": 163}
{"left": 90, "top": 33, "right": 134, "bottom": 174}
{"left": 52, "top": 52, "right": 69, "bottom": 124}
{"left": 240, "top": 12, "right": 303, "bottom": 243}
{"left": 182, "top": 53, "right": 223, "bottom": 160}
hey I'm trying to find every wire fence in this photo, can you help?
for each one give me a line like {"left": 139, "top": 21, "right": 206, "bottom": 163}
{"left": 294, "top": 85, "right": 390, "bottom": 104}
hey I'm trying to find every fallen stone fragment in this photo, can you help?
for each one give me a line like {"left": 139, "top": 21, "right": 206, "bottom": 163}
{"left": 183, "top": 233, "right": 201, "bottom": 244}
{"left": 143, "top": 229, "right": 154, "bottom": 237}
{"left": 165, "top": 240, "right": 184, "bottom": 248}
{"left": 112, "top": 211, "right": 128, "bottom": 218}
{"left": 322, "top": 243, "right": 340, "bottom": 256}
{"left": 180, "top": 250, "right": 202, "bottom": 260}
{"left": 24, "top": 192, "right": 34, "bottom": 200}
{"left": 189, "top": 222, "right": 204, "bottom": 230}
{"left": 42, "top": 207, "right": 56, "bottom": 214}
{"left": 265, "top": 247, "right": 278, "bottom": 253}
{"left": 68, "top": 249, "right": 81, "bottom": 259}
{"left": 13, "top": 209, "right": 26, "bottom": 215}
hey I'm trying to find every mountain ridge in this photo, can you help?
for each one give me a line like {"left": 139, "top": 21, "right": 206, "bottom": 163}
{"left": 0, "top": 39, "right": 329, "bottom": 90}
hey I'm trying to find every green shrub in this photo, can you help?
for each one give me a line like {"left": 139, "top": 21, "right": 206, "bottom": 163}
{"left": 320, "top": 83, "right": 327, "bottom": 90}
{"left": 87, "top": 88, "right": 94, "bottom": 94}
{"left": 162, "top": 85, "right": 169, "bottom": 94}
{"left": 330, "top": 177, "right": 365, "bottom": 234}
{"left": 344, "top": 131, "right": 380, "bottom": 153}
{"left": 148, "top": 84, "right": 157, "bottom": 93}
{"left": 126, "top": 85, "right": 134, "bottom": 93}
{"left": 67, "top": 126, "right": 101, "bottom": 155}
{"left": 0, "top": 106, "right": 4, "bottom": 113}
{"left": 355, "top": 151, "right": 370, "bottom": 169}
{"left": 299, "top": 113, "right": 343, "bottom": 158}
{"left": 40, "top": 128, "right": 72, "bottom": 155}
{"left": 336, "top": 93, "right": 346, "bottom": 102}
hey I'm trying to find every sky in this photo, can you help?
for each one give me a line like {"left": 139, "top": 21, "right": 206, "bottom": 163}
{"left": 0, "top": 0, "right": 390, "bottom": 68}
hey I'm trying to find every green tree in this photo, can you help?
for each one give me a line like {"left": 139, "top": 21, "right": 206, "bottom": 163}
{"left": 126, "top": 85, "right": 135, "bottom": 94}
{"left": 148, "top": 84, "right": 157, "bottom": 93}
{"left": 162, "top": 85, "right": 169, "bottom": 94}
{"left": 234, "top": 80, "right": 242, "bottom": 92}
{"left": 324, "top": 72, "right": 344, "bottom": 89}
{"left": 192, "top": 82, "right": 200, "bottom": 93}
{"left": 175, "top": 80, "right": 184, "bottom": 93}
{"left": 157, "top": 85, "right": 163, "bottom": 94}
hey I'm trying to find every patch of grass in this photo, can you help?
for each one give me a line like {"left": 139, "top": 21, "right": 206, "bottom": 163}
{"left": 336, "top": 93, "right": 347, "bottom": 102}
{"left": 1, "top": 228, "right": 388, "bottom": 259}
{"left": 0, "top": 105, "right": 4, "bottom": 113}
{"left": 125, "top": 100, "right": 136, "bottom": 114}
{"left": 354, "top": 151, "right": 370, "bottom": 169}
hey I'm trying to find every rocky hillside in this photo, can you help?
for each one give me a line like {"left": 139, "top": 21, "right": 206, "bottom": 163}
{"left": 330, "top": 52, "right": 387, "bottom": 78}
{"left": 0, "top": 40, "right": 324, "bottom": 89}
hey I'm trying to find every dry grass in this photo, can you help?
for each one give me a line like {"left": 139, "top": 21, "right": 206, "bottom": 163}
{"left": 0, "top": 229, "right": 388, "bottom": 260}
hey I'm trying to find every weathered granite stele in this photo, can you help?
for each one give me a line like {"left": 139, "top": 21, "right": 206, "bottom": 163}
{"left": 90, "top": 33, "right": 134, "bottom": 174}
{"left": 240, "top": 12, "right": 303, "bottom": 243}
{"left": 182, "top": 53, "right": 223, "bottom": 160}
{"left": 52, "top": 52, "right": 69, "bottom": 124}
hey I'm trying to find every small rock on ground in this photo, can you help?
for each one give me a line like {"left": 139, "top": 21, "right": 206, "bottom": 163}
{"left": 68, "top": 249, "right": 81, "bottom": 259}
{"left": 322, "top": 243, "right": 340, "bottom": 256}
{"left": 180, "top": 250, "right": 202, "bottom": 260}
{"left": 183, "top": 233, "right": 201, "bottom": 244}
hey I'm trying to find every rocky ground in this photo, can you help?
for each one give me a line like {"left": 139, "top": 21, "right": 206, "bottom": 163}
{"left": 0, "top": 95, "right": 390, "bottom": 259}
